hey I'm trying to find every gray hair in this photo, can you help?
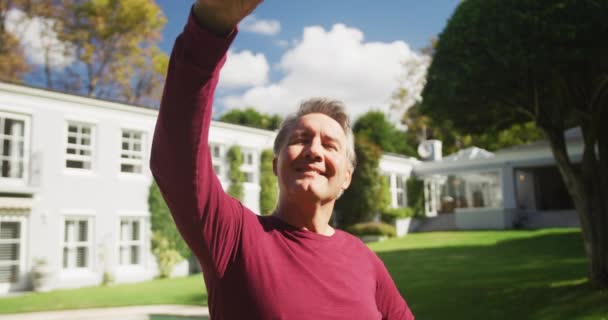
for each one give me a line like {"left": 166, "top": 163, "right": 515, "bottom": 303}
{"left": 273, "top": 98, "right": 357, "bottom": 169}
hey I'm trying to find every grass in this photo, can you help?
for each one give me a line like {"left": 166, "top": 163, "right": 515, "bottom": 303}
{"left": 0, "top": 275, "right": 207, "bottom": 314}
{"left": 369, "top": 229, "right": 608, "bottom": 320}
{"left": 1, "top": 229, "right": 606, "bottom": 319}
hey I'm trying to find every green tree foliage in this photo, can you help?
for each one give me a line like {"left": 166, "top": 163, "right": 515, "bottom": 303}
{"left": 421, "top": 0, "right": 608, "bottom": 288}
{"left": 219, "top": 107, "right": 282, "bottom": 130}
{"left": 335, "top": 136, "right": 390, "bottom": 227}
{"left": 353, "top": 111, "right": 416, "bottom": 157}
{"left": 403, "top": 103, "right": 544, "bottom": 156}
{"left": 473, "top": 122, "right": 544, "bottom": 152}
{"left": 227, "top": 145, "right": 244, "bottom": 200}
{"left": 148, "top": 181, "right": 189, "bottom": 277}
{"left": 259, "top": 149, "right": 277, "bottom": 215}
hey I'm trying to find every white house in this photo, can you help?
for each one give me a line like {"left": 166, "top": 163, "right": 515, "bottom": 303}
{"left": 414, "top": 129, "right": 582, "bottom": 230}
{"left": 0, "top": 82, "right": 417, "bottom": 295}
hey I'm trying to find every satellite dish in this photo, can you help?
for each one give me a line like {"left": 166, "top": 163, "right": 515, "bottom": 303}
{"left": 417, "top": 141, "right": 433, "bottom": 159}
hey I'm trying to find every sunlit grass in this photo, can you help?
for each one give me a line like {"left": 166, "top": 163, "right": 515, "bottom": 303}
{"left": 370, "top": 229, "right": 607, "bottom": 320}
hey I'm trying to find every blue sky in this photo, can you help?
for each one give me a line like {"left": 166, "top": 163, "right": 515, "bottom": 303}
{"left": 156, "top": 1, "right": 461, "bottom": 119}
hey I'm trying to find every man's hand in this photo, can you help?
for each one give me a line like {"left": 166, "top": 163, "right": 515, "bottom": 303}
{"left": 193, "top": 0, "right": 263, "bottom": 36}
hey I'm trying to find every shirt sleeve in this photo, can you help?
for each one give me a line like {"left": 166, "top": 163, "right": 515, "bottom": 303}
{"left": 374, "top": 255, "right": 415, "bottom": 320}
{"left": 150, "top": 9, "right": 243, "bottom": 279}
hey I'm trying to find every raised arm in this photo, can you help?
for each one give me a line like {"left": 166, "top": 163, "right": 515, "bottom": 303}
{"left": 373, "top": 254, "right": 415, "bottom": 319}
{"left": 150, "top": 0, "right": 262, "bottom": 278}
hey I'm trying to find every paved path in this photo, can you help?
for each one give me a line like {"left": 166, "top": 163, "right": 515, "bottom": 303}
{"left": 0, "top": 305, "right": 209, "bottom": 320}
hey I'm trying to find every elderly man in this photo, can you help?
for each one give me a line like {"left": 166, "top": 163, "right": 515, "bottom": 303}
{"left": 150, "top": 0, "right": 415, "bottom": 319}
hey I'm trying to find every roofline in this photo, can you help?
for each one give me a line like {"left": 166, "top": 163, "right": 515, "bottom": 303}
{"left": 212, "top": 120, "right": 277, "bottom": 137}
{"left": 380, "top": 152, "right": 421, "bottom": 165}
{"left": 0, "top": 82, "right": 159, "bottom": 117}
{"left": 1, "top": 82, "right": 278, "bottom": 138}
{"left": 414, "top": 142, "right": 583, "bottom": 175}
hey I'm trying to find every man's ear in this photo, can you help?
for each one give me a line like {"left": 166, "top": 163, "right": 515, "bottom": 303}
{"left": 341, "top": 167, "right": 353, "bottom": 190}
{"left": 272, "top": 157, "right": 278, "bottom": 176}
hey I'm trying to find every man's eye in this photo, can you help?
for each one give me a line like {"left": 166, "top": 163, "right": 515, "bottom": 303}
{"left": 325, "top": 144, "right": 338, "bottom": 150}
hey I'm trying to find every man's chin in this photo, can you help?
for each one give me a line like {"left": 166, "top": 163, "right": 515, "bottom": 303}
{"left": 287, "top": 183, "right": 324, "bottom": 199}
{"left": 285, "top": 184, "right": 341, "bottom": 204}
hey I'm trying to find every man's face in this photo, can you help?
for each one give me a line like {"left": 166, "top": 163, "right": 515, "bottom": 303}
{"left": 273, "top": 113, "right": 352, "bottom": 203}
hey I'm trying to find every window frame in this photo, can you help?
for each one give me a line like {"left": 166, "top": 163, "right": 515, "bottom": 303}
{"left": 240, "top": 149, "right": 257, "bottom": 184}
{"left": 0, "top": 111, "right": 30, "bottom": 185}
{"left": 395, "top": 175, "right": 408, "bottom": 208}
{"left": 210, "top": 143, "right": 225, "bottom": 181}
{"left": 0, "top": 217, "right": 26, "bottom": 284}
{"left": 61, "top": 216, "right": 94, "bottom": 270}
{"left": 119, "top": 129, "right": 146, "bottom": 175}
{"left": 64, "top": 121, "right": 96, "bottom": 172}
{"left": 118, "top": 217, "right": 145, "bottom": 266}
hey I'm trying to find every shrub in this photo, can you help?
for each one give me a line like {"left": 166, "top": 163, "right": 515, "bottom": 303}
{"left": 259, "top": 149, "right": 277, "bottom": 215}
{"left": 152, "top": 232, "right": 183, "bottom": 278}
{"left": 407, "top": 177, "right": 425, "bottom": 217}
{"left": 149, "top": 181, "right": 190, "bottom": 258}
{"left": 346, "top": 222, "right": 397, "bottom": 238}
{"left": 227, "top": 145, "right": 244, "bottom": 200}
{"left": 381, "top": 207, "right": 415, "bottom": 224}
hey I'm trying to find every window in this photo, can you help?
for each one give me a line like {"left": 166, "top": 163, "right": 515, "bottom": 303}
{"left": 63, "top": 218, "right": 92, "bottom": 269}
{"left": 241, "top": 150, "right": 256, "bottom": 183}
{"left": 0, "top": 221, "right": 21, "bottom": 283}
{"left": 120, "top": 130, "right": 145, "bottom": 174}
{"left": 395, "top": 176, "right": 407, "bottom": 207}
{"left": 0, "top": 114, "right": 27, "bottom": 180}
{"left": 210, "top": 144, "right": 224, "bottom": 179}
{"left": 438, "top": 171, "right": 502, "bottom": 212}
{"left": 66, "top": 122, "right": 94, "bottom": 170}
{"left": 119, "top": 218, "right": 144, "bottom": 266}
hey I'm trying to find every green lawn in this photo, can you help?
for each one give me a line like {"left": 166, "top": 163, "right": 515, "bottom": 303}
{"left": 0, "top": 275, "right": 207, "bottom": 314}
{"left": 369, "top": 229, "right": 608, "bottom": 320}
{"left": 1, "top": 229, "right": 606, "bottom": 319}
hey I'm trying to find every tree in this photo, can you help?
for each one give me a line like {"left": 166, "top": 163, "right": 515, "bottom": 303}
{"left": 4, "top": 0, "right": 168, "bottom": 107}
{"left": 259, "top": 149, "right": 277, "bottom": 215}
{"left": 335, "top": 136, "right": 390, "bottom": 227}
{"left": 421, "top": 0, "right": 608, "bottom": 288}
{"left": 219, "top": 107, "right": 282, "bottom": 130}
{"left": 227, "top": 145, "right": 245, "bottom": 200}
{"left": 353, "top": 111, "right": 416, "bottom": 157}
{"left": 0, "top": 0, "right": 40, "bottom": 82}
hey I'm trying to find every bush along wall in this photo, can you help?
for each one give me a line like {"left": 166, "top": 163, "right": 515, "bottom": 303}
{"left": 148, "top": 181, "right": 189, "bottom": 277}
{"left": 227, "top": 145, "right": 245, "bottom": 200}
{"left": 259, "top": 149, "right": 278, "bottom": 215}
{"left": 407, "top": 177, "right": 425, "bottom": 217}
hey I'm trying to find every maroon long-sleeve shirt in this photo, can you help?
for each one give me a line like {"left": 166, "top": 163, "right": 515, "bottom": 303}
{"left": 150, "top": 11, "right": 414, "bottom": 320}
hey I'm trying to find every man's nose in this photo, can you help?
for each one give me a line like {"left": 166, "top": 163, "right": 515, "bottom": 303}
{"left": 304, "top": 140, "right": 323, "bottom": 161}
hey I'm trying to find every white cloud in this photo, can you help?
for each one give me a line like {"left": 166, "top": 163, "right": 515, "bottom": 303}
{"left": 239, "top": 15, "right": 281, "bottom": 36}
{"left": 219, "top": 50, "right": 270, "bottom": 88}
{"left": 221, "top": 24, "right": 429, "bottom": 122}
{"left": 4, "top": 8, "right": 75, "bottom": 69}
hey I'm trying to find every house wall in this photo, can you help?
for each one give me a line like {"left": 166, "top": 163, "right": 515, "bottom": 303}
{"left": 0, "top": 84, "right": 276, "bottom": 294}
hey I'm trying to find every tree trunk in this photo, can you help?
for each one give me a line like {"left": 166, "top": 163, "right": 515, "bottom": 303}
{"left": 543, "top": 126, "right": 608, "bottom": 289}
